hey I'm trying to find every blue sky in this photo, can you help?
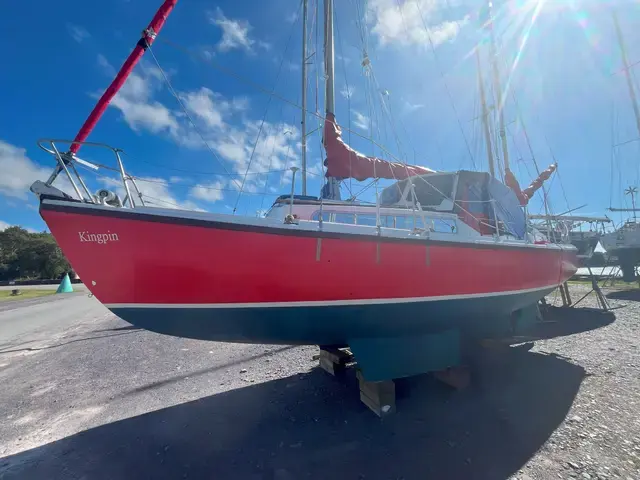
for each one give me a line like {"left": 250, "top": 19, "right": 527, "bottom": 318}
{"left": 1, "top": 0, "right": 640, "bottom": 232}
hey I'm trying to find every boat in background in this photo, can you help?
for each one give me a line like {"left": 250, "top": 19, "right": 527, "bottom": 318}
{"left": 30, "top": 0, "right": 577, "bottom": 381}
{"left": 602, "top": 214, "right": 640, "bottom": 282}
{"left": 602, "top": 12, "right": 640, "bottom": 282}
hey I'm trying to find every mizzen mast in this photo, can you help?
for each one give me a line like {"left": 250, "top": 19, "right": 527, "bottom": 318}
{"left": 485, "top": 1, "right": 510, "bottom": 173}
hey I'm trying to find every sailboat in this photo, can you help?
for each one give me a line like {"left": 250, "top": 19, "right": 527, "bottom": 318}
{"left": 30, "top": 0, "right": 577, "bottom": 381}
{"left": 600, "top": 10, "right": 640, "bottom": 282}
{"left": 602, "top": 188, "right": 640, "bottom": 281}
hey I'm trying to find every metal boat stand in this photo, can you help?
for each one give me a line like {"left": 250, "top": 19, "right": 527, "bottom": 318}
{"left": 540, "top": 261, "right": 628, "bottom": 313}
{"left": 571, "top": 266, "right": 611, "bottom": 311}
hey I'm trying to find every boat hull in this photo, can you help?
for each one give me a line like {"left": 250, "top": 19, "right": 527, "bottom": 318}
{"left": 601, "top": 229, "right": 640, "bottom": 281}
{"left": 40, "top": 200, "right": 578, "bottom": 344}
{"left": 110, "top": 286, "right": 557, "bottom": 344}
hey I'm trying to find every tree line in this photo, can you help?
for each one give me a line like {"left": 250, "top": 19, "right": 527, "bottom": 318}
{"left": 0, "top": 226, "right": 72, "bottom": 281}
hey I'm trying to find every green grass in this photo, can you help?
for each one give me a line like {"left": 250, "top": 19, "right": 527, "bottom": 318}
{"left": 0, "top": 289, "right": 57, "bottom": 301}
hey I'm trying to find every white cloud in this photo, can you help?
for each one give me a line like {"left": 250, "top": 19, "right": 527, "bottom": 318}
{"left": 0, "top": 220, "right": 38, "bottom": 233}
{"left": 403, "top": 100, "right": 425, "bottom": 113}
{"left": 182, "top": 88, "right": 226, "bottom": 129}
{"left": 94, "top": 56, "right": 300, "bottom": 197}
{"left": 209, "top": 7, "right": 254, "bottom": 53}
{"left": 67, "top": 23, "right": 90, "bottom": 43}
{"left": 257, "top": 40, "right": 272, "bottom": 51}
{"left": 99, "top": 176, "right": 206, "bottom": 212}
{"left": 285, "top": 12, "right": 298, "bottom": 24}
{"left": 367, "top": 0, "right": 467, "bottom": 48}
{"left": 352, "top": 111, "right": 371, "bottom": 131}
{"left": 105, "top": 61, "right": 179, "bottom": 135}
{"left": 340, "top": 85, "right": 355, "bottom": 99}
{"left": 336, "top": 54, "right": 352, "bottom": 66}
{"left": 97, "top": 54, "right": 115, "bottom": 76}
{"left": 0, "top": 140, "right": 50, "bottom": 200}
{"left": 189, "top": 181, "right": 225, "bottom": 203}
{"left": 285, "top": 61, "right": 300, "bottom": 71}
{"left": 112, "top": 95, "right": 178, "bottom": 135}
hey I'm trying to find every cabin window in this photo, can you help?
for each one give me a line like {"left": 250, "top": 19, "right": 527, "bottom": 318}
{"left": 380, "top": 183, "right": 404, "bottom": 205}
{"left": 394, "top": 214, "right": 457, "bottom": 233}
{"left": 311, "top": 211, "right": 326, "bottom": 221}
{"left": 333, "top": 213, "right": 355, "bottom": 224}
{"left": 380, "top": 215, "right": 394, "bottom": 227}
{"left": 394, "top": 216, "right": 412, "bottom": 230}
{"left": 433, "top": 219, "right": 457, "bottom": 233}
{"left": 356, "top": 214, "right": 377, "bottom": 226}
{"left": 411, "top": 175, "right": 454, "bottom": 207}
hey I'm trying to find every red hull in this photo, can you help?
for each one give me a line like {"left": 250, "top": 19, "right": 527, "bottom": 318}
{"left": 41, "top": 201, "right": 578, "bottom": 307}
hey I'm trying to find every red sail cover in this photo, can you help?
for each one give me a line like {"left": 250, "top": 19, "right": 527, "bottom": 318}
{"left": 70, "top": 0, "right": 178, "bottom": 154}
{"left": 323, "top": 113, "right": 434, "bottom": 181}
{"left": 505, "top": 163, "right": 557, "bottom": 206}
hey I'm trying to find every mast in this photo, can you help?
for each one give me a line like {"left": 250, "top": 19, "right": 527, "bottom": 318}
{"left": 70, "top": 0, "right": 178, "bottom": 155}
{"left": 476, "top": 47, "right": 495, "bottom": 178}
{"left": 324, "top": 0, "right": 335, "bottom": 115}
{"left": 485, "top": 1, "right": 510, "bottom": 172}
{"left": 321, "top": 0, "right": 340, "bottom": 199}
{"left": 612, "top": 9, "right": 640, "bottom": 141}
{"left": 301, "top": 0, "right": 308, "bottom": 195}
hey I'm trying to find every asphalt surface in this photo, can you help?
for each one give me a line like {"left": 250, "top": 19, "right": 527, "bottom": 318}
{"left": 0, "top": 287, "right": 637, "bottom": 479}
{"left": 0, "top": 284, "right": 88, "bottom": 292}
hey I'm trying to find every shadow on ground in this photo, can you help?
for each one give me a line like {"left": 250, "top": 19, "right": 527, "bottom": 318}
{"left": 606, "top": 289, "right": 640, "bottom": 301}
{"left": 530, "top": 306, "right": 615, "bottom": 340}
{"left": 0, "top": 345, "right": 586, "bottom": 479}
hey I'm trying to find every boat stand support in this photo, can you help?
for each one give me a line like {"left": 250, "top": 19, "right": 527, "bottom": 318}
{"left": 571, "top": 266, "right": 612, "bottom": 312}
{"left": 559, "top": 282, "right": 572, "bottom": 307}
{"left": 318, "top": 330, "right": 464, "bottom": 416}
{"left": 356, "top": 369, "right": 396, "bottom": 417}
{"left": 318, "top": 345, "right": 354, "bottom": 376}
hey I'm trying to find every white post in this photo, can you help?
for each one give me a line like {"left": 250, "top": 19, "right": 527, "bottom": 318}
{"left": 323, "top": 0, "right": 335, "bottom": 115}
{"left": 289, "top": 167, "right": 299, "bottom": 218}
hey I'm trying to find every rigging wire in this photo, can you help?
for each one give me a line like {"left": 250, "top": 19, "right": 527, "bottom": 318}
{"left": 335, "top": 10, "right": 354, "bottom": 196}
{"left": 610, "top": 101, "right": 615, "bottom": 209}
{"left": 135, "top": 0, "right": 516, "bottom": 233}
{"left": 507, "top": 80, "right": 562, "bottom": 216}
{"left": 258, "top": 96, "right": 289, "bottom": 215}
{"left": 124, "top": 152, "right": 293, "bottom": 177}
{"left": 145, "top": 44, "right": 241, "bottom": 191}
{"left": 411, "top": 0, "right": 477, "bottom": 169}
{"left": 233, "top": 0, "right": 304, "bottom": 214}
{"left": 157, "top": 37, "right": 410, "bottom": 167}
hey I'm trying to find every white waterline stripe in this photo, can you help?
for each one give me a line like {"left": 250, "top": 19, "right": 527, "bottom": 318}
{"left": 105, "top": 283, "right": 558, "bottom": 310}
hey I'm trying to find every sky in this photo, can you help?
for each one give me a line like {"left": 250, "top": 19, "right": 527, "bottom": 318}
{"left": 1, "top": 0, "right": 640, "bottom": 233}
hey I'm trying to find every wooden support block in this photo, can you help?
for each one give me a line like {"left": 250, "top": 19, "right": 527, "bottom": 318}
{"left": 432, "top": 366, "right": 470, "bottom": 390}
{"left": 357, "top": 370, "right": 396, "bottom": 417}
{"left": 318, "top": 346, "right": 353, "bottom": 376}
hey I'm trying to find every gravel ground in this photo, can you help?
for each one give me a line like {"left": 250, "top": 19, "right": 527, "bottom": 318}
{"left": 519, "top": 286, "right": 640, "bottom": 480}
{"left": 0, "top": 285, "right": 638, "bottom": 480}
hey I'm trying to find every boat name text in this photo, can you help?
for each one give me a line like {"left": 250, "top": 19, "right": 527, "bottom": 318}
{"left": 78, "top": 231, "right": 119, "bottom": 244}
